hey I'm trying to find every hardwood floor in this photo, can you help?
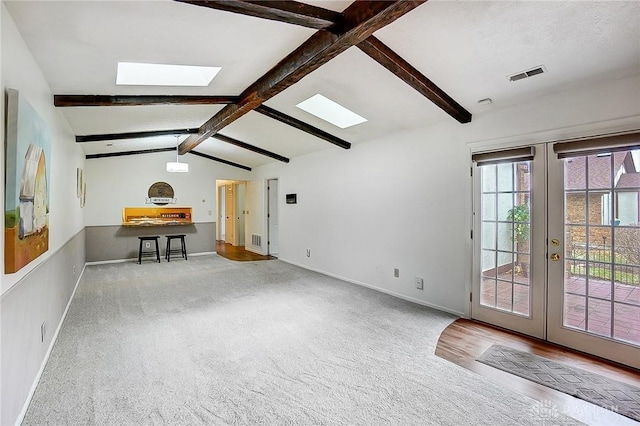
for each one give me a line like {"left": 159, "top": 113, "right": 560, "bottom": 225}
{"left": 215, "top": 240, "right": 276, "bottom": 262}
{"left": 436, "top": 318, "right": 640, "bottom": 425}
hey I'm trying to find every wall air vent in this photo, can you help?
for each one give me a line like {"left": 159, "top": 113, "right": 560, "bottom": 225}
{"left": 508, "top": 65, "right": 546, "bottom": 82}
{"left": 251, "top": 234, "right": 262, "bottom": 248}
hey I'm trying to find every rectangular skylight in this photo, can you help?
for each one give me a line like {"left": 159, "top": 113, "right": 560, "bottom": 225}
{"left": 116, "top": 62, "right": 221, "bottom": 87}
{"left": 296, "top": 94, "right": 367, "bottom": 129}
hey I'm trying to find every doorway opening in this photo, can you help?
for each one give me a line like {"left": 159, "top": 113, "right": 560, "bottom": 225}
{"left": 216, "top": 180, "right": 246, "bottom": 247}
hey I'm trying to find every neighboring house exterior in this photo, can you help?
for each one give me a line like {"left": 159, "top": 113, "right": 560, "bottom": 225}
{"left": 563, "top": 151, "right": 640, "bottom": 288}
{"left": 565, "top": 151, "right": 639, "bottom": 247}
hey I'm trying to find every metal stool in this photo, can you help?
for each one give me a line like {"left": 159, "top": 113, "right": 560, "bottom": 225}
{"left": 137, "top": 236, "right": 161, "bottom": 264}
{"left": 165, "top": 234, "right": 187, "bottom": 262}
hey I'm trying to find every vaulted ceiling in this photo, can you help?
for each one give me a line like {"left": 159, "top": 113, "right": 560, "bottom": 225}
{"left": 5, "top": 0, "right": 640, "bottom": 170}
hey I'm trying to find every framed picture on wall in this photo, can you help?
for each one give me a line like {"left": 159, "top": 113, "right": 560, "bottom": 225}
{"left": 77, "top": 167, "right": 83, "bottom": 198}
{"left": 4, "top": 88, "right": 51, "bottom": 273}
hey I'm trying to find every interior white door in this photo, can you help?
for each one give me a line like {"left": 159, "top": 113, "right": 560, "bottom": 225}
{"left": 471, "top": 145, "right": 546, "bottom": 339}
{"left": 235, "top": 183, "right": 245, "bottom": 246}
{"left": 268, "top": 179, "right": 279, "bottom": 255}
{"left": 219, "top": 186, "right": 226, "bottom": 241}
{"left": 225, "top": 184, "right": 234, "bottom": 245}
{"left": 547, "top": 144, "right": 640, "bottom": 369}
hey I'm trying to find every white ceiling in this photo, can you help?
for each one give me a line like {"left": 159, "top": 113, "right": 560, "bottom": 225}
{"left": 5, "top": 0, "right": 640, "bottom": 169}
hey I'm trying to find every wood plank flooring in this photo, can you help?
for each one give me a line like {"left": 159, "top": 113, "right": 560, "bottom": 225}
{"left": 435, "top": 318, "right": 640, "bottom": 425}
{"left": 215, "top": 240, "right": 276, "bottom": 262}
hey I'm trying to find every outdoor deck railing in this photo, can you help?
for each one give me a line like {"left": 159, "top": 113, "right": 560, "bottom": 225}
{"left": 568, "top": 242, "right": 640, "bottom": 285}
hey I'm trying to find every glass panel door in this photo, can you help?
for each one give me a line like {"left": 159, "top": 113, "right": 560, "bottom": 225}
{"left": 472, "top": 146, "right": 546, "bottom": 338}
{"left": 547, "top": 145, "right": 640, "bottom": 369}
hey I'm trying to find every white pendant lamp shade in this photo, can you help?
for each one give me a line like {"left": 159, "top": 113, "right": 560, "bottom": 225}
{"left": 166, "top": 161, "right": 189, "bottom": 173}
{"left": 167, "top": 136, "right": 189, "bottom": 172}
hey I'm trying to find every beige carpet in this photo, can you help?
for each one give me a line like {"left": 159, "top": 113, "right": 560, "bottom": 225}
{"left": 24, "top": 255, "right": 582, "bottom": 425}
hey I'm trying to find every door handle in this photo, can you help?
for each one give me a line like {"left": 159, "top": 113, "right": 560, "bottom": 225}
{"left": 550, "top": 253, "right": 560, "bottom": 261}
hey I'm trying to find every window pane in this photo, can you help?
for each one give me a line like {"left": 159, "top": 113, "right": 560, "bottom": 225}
{"left": 587, "top": 298, "right": 612, "bottom": 337}
{"left": 564, "top": 294, "right": 586, "bottom": 330}
{"left": 588, "top": 154, "right": 612, "bottom": 189}
{"left": 587, "top": 226, "right": 611, "bottom": 262}
{"left": 587, "top": 263, "right": 612, "bottom": 299}
{"left": 482, "top": 222, "right": 496, "bottom": 250}
{"left": 497, "top": 163, "right": 513, "bottom": 192}
{"left": 482, "top": 250, "right": 496, "bottom": 278}
{"left": 513, "top": 283, "right": 530, "bottom": 316}
{"left": 614, "top": 303, "right": 640, "bottom": 345}
{"left": 565, "top": 263, "right": 586, "bottom": 295}
{"left": 515, "top": 254, "right": 530, "bottom": 284}
{"left": 482, "top": 165, "right": 496, "bottom": 193}
{"left": 497, "top": 251, "right": 513, "bottom": 271}
{"left": 497, "top": 223, "right": 513, "bottom": 252}
{"left": 482, "top": 194, "right": 496, "bottom": 221}
{"left": 496, "top": 280, "right": 513, "bottom": 311}
{"left": 565, "top": 192, "right": 586, "bottom": 224}
{"left": 481, "top": 278, "right": 496, "bottom": 307}
{"left": 615, "top": 191, "right": 639, "bottom": 226}
{"left": 515, "top": 163, "right": 531, "bottom": 192}
{"left": 497, "top": 193, "right": 514, "bottom": 221}
{"left": 565, "top": 156, "right": 586, "bottom": 190}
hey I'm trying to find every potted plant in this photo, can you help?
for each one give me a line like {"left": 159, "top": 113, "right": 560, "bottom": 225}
{"left": 507, "top": 203, "right": 530, "bottom": 277}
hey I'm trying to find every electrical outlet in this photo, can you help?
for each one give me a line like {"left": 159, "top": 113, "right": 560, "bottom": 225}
{"left": 145, "top": 242, "right": 151, "bottom": 249}
{"left": 415, "top": 277, "right": 424, "bottom": 290}
{"left": 394, "top": 268, "right": 400, "bottom": 278}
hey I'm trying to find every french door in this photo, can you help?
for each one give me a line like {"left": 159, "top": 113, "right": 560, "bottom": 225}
{"left": 472, "top": 135, "right": 640, "bottom": 369}
{"left": 471, "top": 146, "right": 547, "bottom": 339}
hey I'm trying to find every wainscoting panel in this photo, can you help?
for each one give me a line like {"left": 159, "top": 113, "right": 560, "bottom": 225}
{"left": 85, "top": 222, "right": 216, "bottom": 262}
{"left": 1, "top": 229, "right": 86, "bottom": 426}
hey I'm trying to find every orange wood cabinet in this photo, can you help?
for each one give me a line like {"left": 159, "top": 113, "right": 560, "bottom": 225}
{"left": 122, "top": 207, "right": 192, "bottom": 227}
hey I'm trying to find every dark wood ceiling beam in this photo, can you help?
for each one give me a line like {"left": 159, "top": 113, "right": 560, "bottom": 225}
{"left": 76, "top": 128, "right": 198, "bottom": 143}
{"left": 54, "top": 95, "right": 239, "bottom": 107}
{"left": 86, "top": 147, "right": 175, "bottom": 159}
{"left": 188, "top": 150, "right": 252, "bottom": 171}
{"left": 86, "top": 147, "right": 252, "bottom": 171}
{"left": 175, "top": 0, "right": 341, "bottom": 30}
{"left": 179, "top": 0, "right": 425, "bottom": 154}
{"left": 213, "top": 133, "right": 289, "bottom": 163}
{"left": 255, "top": 105, "right": 350, "bottom": 149}
{"left": 357, "top": 36, "right": 471, "bottom": 124}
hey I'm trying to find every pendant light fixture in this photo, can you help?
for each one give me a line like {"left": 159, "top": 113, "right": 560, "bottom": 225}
{"left": 166, "top": 135, "right": 189, "bottom": 173}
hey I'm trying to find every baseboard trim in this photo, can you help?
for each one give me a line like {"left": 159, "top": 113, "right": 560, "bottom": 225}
{"left": 278, "top": 259, "right": 464, "bottom": 318}
{"left": 85, "top": 251, "right": 217, "bottom": 265}
{"left": 245, "top": 246, "right": 266, "bottom": 256}
{"left": 15, "top": 263, "right": 87, "bottom": 426}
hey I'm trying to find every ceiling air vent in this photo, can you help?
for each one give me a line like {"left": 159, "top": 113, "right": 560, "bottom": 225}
{"left": 508, "top": 65, "right": 546, "bottom": 82}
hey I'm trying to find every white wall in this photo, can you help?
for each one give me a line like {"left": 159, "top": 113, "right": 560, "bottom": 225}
{"left": 244, "top": 179, "right": 266, "bottom": 252}
{"left": 84, "top": 152, "right": 250, "bottom": 226}
{"left": 1, "top": 3, "right": 85, "bottom": 293}
{"left": 248, "top": 73, "right": 640, "bottom": 316}
{"left": 2, "top": 4, "right": 86, "bottom": 424}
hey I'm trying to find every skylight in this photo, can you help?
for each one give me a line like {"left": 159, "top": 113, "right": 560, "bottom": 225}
{"left": 296, "top": 94, "right": 367, "bottom": 129}
{"left": 116, "top": 62, "right": 221, "bottom": 87}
